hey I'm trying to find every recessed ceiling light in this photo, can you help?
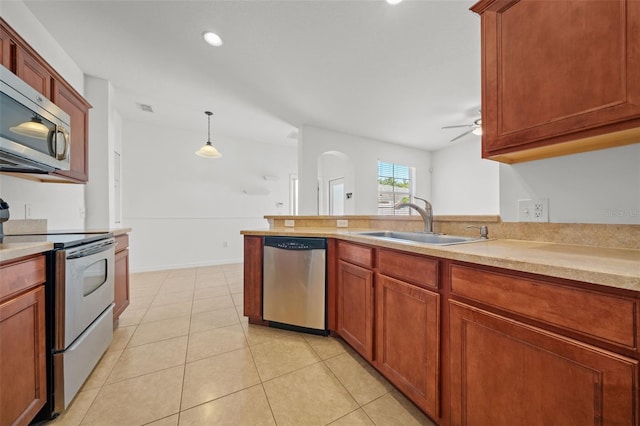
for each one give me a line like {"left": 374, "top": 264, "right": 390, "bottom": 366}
{"left": 386, "top": 0, "right": 404, "bottom": 4}
{"left": 203, "top": 31, "right": 223, "bottom": 47}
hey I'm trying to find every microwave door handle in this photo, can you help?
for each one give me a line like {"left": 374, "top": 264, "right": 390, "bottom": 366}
{"left": 47, "top": 129, "right": 57, "bottom": 157}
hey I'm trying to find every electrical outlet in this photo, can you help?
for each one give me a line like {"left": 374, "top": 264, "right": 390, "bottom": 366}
{"left": 336, "top": 219, "right": 349, "bottom": 228}
{"left": 222, "top": 241, "right": 229, "bottom": 248}
{"left": 284, "top": 219, "right": 295, "bottom": 227}
{"left": 532, "top": 198, "right": 549, "bottom": 222}
{"left": 517, "top": 198, "right": 549, "bottom": 222}
{"left": 25, "top": 203, "right": 32, "bottom": 219}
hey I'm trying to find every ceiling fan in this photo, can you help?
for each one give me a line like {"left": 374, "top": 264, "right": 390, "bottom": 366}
{"left": 442, "top": 114, "right": 482, "bottom": 142}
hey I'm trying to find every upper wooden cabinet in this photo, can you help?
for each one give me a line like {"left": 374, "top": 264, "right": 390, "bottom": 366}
{"left": 52, "top": 81, "right": 90, "bottom": 182}
{"left": 0, "top": 26, "right": 13, "bottom": 69}
{"left": 0, "top": 18, "right": 90, "bottom": 183}
{"left": 472, "top": 0, "right": 640, "bottom": 163}
{"left": 16, "top": 47, "right": 53, "bottom": 100}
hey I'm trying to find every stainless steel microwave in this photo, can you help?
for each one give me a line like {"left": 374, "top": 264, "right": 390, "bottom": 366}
{"left": 0, "top": 64, "right": 71, "bottom": 172}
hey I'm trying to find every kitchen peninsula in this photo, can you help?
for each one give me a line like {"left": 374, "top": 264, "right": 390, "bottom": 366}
{"left": 242, "top": 216, "right": 640, "bottom": 425}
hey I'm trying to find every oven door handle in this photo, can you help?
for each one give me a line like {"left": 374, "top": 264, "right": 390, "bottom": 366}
{"left": 66, "top": 239, "right": 116, "bottom": 259}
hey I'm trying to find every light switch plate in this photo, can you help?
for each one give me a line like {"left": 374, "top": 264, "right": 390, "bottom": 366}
{"left": 336, "top": 219, "right": 349, "bottom": 228}
{"left": 284, "top": 219, "right": 295, "bottom": 227}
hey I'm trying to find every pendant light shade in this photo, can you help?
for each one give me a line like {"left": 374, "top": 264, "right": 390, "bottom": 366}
{"left": 195, "top": 111, "right": 222, "bottom": 158}
{"left": 10, "top": 114, "right": 49, "bottom": 140}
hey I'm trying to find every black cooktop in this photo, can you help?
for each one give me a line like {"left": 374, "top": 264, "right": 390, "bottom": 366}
{"left": 1, "top": 232, "right": 113, "bottom": 249}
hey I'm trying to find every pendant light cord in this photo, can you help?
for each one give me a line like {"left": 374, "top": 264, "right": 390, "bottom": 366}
{"left": 205, "top": 111, "right": 213, "bottom": 143}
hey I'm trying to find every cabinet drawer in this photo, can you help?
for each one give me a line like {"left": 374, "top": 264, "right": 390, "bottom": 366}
{"left": 115, "top": 234, "right": 129, "bottom": 253}
{"left": 338, "top": 241, "right": 374, "bottom": 268}
{"left": 450, "top": 264, "right": 638, "bottom": 350}
{"left": 378, "top": 249, "right": 438, "bottom": 289}
{"left": 0, "top": 255, "right": 46, "bottom": 303}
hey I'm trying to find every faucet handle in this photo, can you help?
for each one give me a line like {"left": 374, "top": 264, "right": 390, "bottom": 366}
{"left": 466, "top": 225, "right": 489, "bottom": 239}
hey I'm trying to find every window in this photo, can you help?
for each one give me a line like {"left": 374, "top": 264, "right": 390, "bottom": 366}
{"left": 378, "top": 161, "right": 415, "bottom": 215}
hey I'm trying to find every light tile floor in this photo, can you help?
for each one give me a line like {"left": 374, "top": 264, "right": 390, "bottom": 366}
{"left": 49, "top": 264, "right": 435, "bottom": 426}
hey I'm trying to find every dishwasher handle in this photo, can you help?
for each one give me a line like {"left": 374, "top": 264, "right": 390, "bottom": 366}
{"left": 264, "top": 236, "right": 326, "bottom": 251}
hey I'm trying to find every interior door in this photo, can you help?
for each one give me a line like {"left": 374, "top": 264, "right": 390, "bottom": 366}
{"left": 329, "top": 177, "right": 344, "bottom": 215}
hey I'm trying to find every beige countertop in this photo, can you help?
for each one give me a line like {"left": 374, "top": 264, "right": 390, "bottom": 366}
{"left": 0, "top": 241, "right": 53, "bottom": 263}
{"left": 242, "top": 227, "right": 640, "bottom": 292}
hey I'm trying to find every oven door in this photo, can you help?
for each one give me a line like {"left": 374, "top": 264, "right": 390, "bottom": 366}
{"left": 56, "top": 238, "right": 116, "bottom": 350}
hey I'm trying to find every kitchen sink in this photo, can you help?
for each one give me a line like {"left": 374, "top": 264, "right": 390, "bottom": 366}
{"left": 356, "top": 231, "right": 486, "bottom": 246}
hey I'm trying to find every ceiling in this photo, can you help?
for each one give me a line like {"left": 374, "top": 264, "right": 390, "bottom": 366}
{"left": 23, "top": 0, "right": 481, "bottom": 151}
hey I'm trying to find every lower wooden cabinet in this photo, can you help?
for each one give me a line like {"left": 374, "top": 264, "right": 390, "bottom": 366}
{"left": 243, "top": 235, "right": 263, "bottom": 322}
{"left": 0, "top": 255, "right": 47, "bottom": 426}
{"left": 449, "top": 301, "right": 638, "bottom": 425}
{"left": 337, "top": 259, "right": 374, "bottom": 361}
{"left": 375, "top": 274, "right": 440, "bottom": 417}
{"left": 113, "top": 234, "right": 130, "bottom": 322}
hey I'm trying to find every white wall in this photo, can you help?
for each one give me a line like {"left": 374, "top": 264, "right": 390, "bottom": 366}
{"left": 299, "top": 126, "right": 432, "bottom": 215}
{"left": 500, "top": 144, "right": 640, "bottom": 224}
{"left": 0, "top": 1, "right": 86, "bottom": 230}
{"left": 431, "top": 139, "right": 499, "bottom": 215}
{"left": 84, "top": 76, "right": 122, "bottom": 229}
{"left": 122, "top": 120, "right": 297, "bottom": 272}
{"left": 432, "top": 139, "right": 640, "bottom": 224}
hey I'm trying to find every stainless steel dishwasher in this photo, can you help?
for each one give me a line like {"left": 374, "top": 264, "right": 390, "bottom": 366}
{"left": 263, "top": 236, "right": 327, "bottom": 334}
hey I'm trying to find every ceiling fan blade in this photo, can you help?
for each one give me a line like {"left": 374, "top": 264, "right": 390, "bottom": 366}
{"left": 441, "top": 124, "right": 474, "bottom": 129}
{"left": 449, "top": 128, "right": 475, "bottom": 142}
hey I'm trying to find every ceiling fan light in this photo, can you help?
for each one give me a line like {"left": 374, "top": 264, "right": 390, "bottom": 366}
{"left": 472, "top": 118, "right": 483, "bottom": 135}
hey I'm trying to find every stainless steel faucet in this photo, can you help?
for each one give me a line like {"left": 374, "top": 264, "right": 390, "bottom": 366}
{"left": 395, "top": 196, "right": 433, "bottom": 233}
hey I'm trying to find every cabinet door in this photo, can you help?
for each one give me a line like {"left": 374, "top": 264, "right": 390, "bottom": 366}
{"left": 114, "top": 247, "right": 130, "bottom": 321}
{"left": 337, "top": 260, "right": 374, "bottom": 360}
{"left": 0, "top": 286, "right": 47, "bottom": 426}
{"left": 15, "top": 47, "right": 52, "bottom": 99}
{"left": 0, "top": 27, "right": 13, "bottom": 70}
{"left": 52, "top": 82, "right": 90, "bottom": 183}
{"left": 376, "top": 275, "right": 439, "bottom": 417}
{"left": 449, "top": 301, "right": 638, "bottom": 425}
{"left": 475, "top": 0, "right": 640, "bottom": 162}
{"left": 243, "top": 236, "right": 263, "bottom": 321}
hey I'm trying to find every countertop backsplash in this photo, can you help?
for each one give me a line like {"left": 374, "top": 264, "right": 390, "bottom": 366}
{"left": 264, "top": 215, "right": 640, "bottom": 250}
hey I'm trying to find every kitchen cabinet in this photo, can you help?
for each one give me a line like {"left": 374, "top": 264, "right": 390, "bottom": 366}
{"left": 243, "top": 235, "right": 263, "bottom": 323}
{"left": 0, "top": 254, "right": 47, "bottom": 426}
{"left": 113, "top": 234, "right": 130, "bottom": 322}
{"left": 449, "top": 263, "right": 639, "bottom": 425}
{"left": 0, "top": 18, "right": 90, "bottom": 183}
{"left": 336, "top": 241, "right": 375, "bottom": 361}
{"left": 1, "top": 26, "right": 13, "bottom": 70}
{"left": 375, "top": 273, "right": 440, "bottom": 417}
{"left": 337, "top": 259, "right": 374, "bottom": 361}
{"left": 51, "top": 80, "right": 90, "bottom": 183}
{"left": 336, "top": 243, "right": 441, "bottom": 417}
{"left": 472, "top": 0, "right": 640, "bottom": 163}
{"left": 16, "top": 46, "right": 52, "bottom": 100}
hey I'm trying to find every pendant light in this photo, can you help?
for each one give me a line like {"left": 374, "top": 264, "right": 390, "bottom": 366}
{"left": 195, "top": 111, "right": 222, "bottom": 158}
{"left": 10, "top": 114, "right": 49, "bottom": 140}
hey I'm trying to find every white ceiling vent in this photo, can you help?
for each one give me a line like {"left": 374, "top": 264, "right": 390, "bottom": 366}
{"left": 136, "top": 103, "right": 154, "bottom": 113}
